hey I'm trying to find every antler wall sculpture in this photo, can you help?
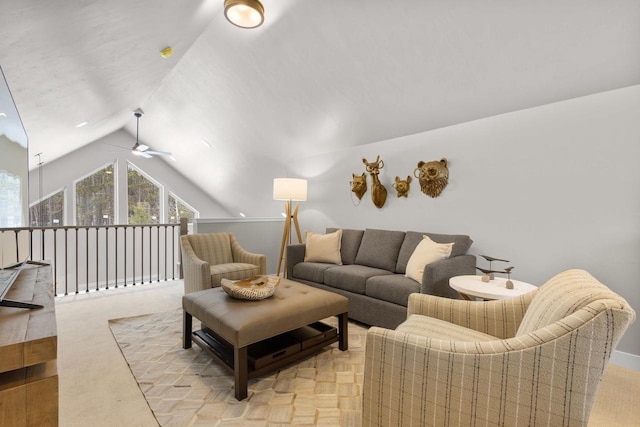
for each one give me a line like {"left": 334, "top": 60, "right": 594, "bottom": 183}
{"left": 362, "top": 155, "right": 387, "bottom": 208}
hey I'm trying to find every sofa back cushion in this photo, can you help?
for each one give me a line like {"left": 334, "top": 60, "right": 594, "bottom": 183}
{"left": 516, "top": 269, "right": 626, "bottom": 336}
{"left": 396, "top": 231, "right": 473, "bottom": 274}
{"left": 354, "top": 228, "right": 406, "bottom": 271}
{"left": 326, "top": 228, "right": 364, "bottom": 265}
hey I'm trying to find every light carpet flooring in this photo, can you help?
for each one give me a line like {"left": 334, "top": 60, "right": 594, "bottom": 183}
{"left": 56, "top": 280, "right": 640, "bottom": 427}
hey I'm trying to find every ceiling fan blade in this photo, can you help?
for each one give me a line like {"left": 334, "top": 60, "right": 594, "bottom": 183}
{"left": 145, "top": 150, "right": 172, "bottom": 157}
{"left": 132, "top": 150, "right": 153, "bottom": 158}
{"left": 136, "top": 144, "right": 150, "bottom": 152}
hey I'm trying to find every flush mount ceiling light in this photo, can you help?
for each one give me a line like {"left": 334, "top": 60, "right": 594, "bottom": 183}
{"left": 224, "top": 0, "right": 264, "bottom": 29}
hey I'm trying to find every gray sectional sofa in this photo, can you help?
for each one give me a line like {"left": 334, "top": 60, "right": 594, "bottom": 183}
{"left": 286, "top": 228, "right": 476, "bottom": 329}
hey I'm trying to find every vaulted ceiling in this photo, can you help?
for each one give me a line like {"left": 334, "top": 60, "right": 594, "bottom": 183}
{"left": 1, "top": 0, "right": 639, "bottom": 211}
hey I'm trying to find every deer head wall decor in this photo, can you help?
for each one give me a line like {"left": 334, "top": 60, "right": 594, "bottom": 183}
{"left": 362, "top": 155, "right": 387, "bottom": 208}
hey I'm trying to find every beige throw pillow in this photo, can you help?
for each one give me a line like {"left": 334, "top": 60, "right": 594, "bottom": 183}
{"left": 405, "top": 235, "right": 454, "bottom": 283}
{"left": 304, "top": 229, "right": 343, "bottom": 264}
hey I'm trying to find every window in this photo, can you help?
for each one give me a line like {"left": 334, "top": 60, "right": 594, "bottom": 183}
{"left": 30, "top": 189, "right": 64, "bottom": 226}
{"left": 75, "top": 164, "right": 115, "bottom": 226}
{"left": 168, "top": 193, "right": 197, "bottom": 224}
{"left": 0, "top": 171, "right": 22, "bottom": 227}
{"left": 128, "top": 164, "right": 160, "bottom": 224}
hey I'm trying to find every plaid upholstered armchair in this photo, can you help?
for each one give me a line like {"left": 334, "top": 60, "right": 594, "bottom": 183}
{"left": 362, "top": 269, "right": 635, "bottom": 426}
{"left": 180, "top": 232, "right": 267, "bottom": 294}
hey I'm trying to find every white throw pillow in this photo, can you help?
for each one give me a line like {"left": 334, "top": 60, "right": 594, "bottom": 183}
{"left": 304, "top": 229, "right": 343, "bottom": 264}
{"left": 405, "top": 235, "right": 454, "bottom": 283}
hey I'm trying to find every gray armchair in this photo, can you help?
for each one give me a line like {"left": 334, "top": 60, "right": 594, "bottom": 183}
{"left": 180, "top": 232, "right": 266, "bottom": 294}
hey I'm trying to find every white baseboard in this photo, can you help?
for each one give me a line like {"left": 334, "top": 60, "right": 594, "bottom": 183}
{"left": 609, "top": 350, "right": 640, "bottom": 371}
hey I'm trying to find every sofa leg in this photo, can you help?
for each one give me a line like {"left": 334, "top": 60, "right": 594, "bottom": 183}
{"left": 183, "top": 311, "right": 192, "bottom": 349}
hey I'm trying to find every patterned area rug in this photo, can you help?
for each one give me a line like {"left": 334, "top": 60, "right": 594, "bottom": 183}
{"left": 109, "top": 309, "right": 367, "bottom": 426}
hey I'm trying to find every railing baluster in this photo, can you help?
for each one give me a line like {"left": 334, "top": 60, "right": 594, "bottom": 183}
{"left": 131, "top": 225, "right": 136, "bottom": 286}
{"left": 53, "top": 229, "right": 59, "bottom": 296}
{"left": 85, "top": 228, "right": 89, "bottom": 293}
{"left": 105, "top": 227, "right": 109, "bottom": 289}
{"left": 173, "top": 224, "right": 176, "bottom": 280}
{"left": 64, "top": 228, "right": 69, "bottom": 295}
{"left": 164, "top": 226, "right": 168, "bottom": 281}
{"left": 123, "top": 227, "right": 127, "bottom": 287}
{"left": 74, "top": 228, "right": 79, "bottom": 294}
{"left": 149, "top": 225, "right": 152, "bottom": 283}
{"left": 95, "top": 227, "right": 99, "bottom": 291}
{"left": 157, "top": 226, "right": 160, "bottom": 282}
{"left": 114, "top": 226, "right": 118, "bottom": 288}
{"left": 13, "top": 229, "right": 19, "bottom": 262}
{"left": 40, "top": 229, "right": 45, "bottom": 260}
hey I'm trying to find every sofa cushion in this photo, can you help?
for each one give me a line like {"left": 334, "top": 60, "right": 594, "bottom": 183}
{"left": 324, "top": 264, "right": 393, "bottom": 295}
{"left": 326, "top": 228, "right": 364, "bottom": 265}
{"left": 397, "top": 314, "right": 497, "bottom": 342}
{"left": 304, "top": 229, "right": 342, "bottom": 264}
{"left": 366, "top": 274, "right": 420, "bottom": 307}
{"left": 292, "top": 262, "right": 334, "bottom": 284}
{"left": 405, "top": 236, "right": 453, "bottom": 283}
{"left": 396, "top": 231, "right": 473, "bottom": 273}
{"left": 354, "top": 229, "right": 406, "bottom": 271}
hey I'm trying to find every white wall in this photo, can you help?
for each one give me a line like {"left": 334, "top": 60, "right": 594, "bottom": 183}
{"left": 25, "top": 87, "right": 640, "bottom": 358}
{"left": 294, "top": 86, "right": 640, "bottom": 357}
{"left": 28, "top": 129, "right": 231, "bottom": 223}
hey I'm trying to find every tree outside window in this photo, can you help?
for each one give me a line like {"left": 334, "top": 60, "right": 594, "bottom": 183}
{"left": 30, "top": 189, "right": 64, "bottom": 226}
{"left": 168, "top": 193, "right": 196, "bottom": 224}
{"left": 76, "top": 165, "right": 114, "bottom": 226}
{"left": 128, "top": 164, "right": 160, "bottom": 224}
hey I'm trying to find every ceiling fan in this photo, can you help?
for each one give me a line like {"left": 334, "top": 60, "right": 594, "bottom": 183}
{"left": 129, "top": 109, "right": 171, "bottom": 159}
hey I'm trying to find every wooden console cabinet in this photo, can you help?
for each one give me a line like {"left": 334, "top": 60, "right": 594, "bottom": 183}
{"left": 0, "top": 264, "right": 58, "bottom": 426}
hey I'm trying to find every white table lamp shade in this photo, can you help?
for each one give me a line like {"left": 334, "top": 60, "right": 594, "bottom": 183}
{"left": 273, "top": 178, "right": 307, "bottom": 201}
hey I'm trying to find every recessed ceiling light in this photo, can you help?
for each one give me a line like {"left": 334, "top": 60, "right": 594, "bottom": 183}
{"left": 75, "top": 121, "right": 88, "bottom": 128}
{"left": 201, "top": 139, "right": 212, "bottom": 148}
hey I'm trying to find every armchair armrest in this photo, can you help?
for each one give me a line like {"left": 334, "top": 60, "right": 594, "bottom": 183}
{"left": 230, "top": 239, "right": 267, "bottom": 275}
{"left": 420, "top": 254, "right": 476, "bottom": 298}
{"left": 180, "top": 237, "right": 212, "bottom": 294}
{"left": 407, "top": 291, "right": 536, "bottom": 338}
{"left": 285, "top": 244, "right": 305, "bottom": 278}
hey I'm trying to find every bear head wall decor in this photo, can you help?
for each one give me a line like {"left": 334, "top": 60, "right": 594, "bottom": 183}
{"left": 414, "top": 158, "right": 449, "bottom": 198}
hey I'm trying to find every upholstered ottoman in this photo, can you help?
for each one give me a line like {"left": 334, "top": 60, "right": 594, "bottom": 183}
{"left": 182, "top": 278, "right": 349, "bottom": 400}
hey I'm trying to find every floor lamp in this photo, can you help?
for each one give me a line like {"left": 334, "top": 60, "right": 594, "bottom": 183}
{"left": 273, "top": 178, "right": 307, "bottom": 277}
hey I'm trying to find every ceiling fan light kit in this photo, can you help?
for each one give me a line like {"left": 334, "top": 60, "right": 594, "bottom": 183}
{"left": 224, "top": 0, "right": 264, "bottom": 29}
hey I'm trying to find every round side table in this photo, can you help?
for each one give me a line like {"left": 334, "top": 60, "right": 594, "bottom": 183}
{"left": 449, "top": 275, "right": 537, "bottom": 300}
